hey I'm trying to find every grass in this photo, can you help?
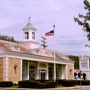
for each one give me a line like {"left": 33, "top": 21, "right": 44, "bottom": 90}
{"left": 57, "top": 84, "right": 64, "bottom": 88}
{"left": 12, "top": 84, "right": 18, "bottom": 88}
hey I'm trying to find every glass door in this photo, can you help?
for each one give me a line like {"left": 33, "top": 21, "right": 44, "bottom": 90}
{"left": 41, "top": 72, "right": 45, "bottom": 80}
{"left": 39, "top": 70, "right": 46, "bottom": 80}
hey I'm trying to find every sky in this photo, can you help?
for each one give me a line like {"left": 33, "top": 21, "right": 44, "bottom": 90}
{"left": 0, "top": 0, "right": 90, "bottom": 56}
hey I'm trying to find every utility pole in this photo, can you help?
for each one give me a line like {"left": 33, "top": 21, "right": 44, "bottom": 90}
{"left": 41, "top": 36, "right": 47, "bottom": 49}
{"left": 80, "top": 70, "right": 82, "bottom": 88}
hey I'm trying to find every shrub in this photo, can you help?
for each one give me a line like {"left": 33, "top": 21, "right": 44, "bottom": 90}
{"left": 62, "top": 80, "right": 74, "bottom": 86}
{"left": 56, "top": 79, "right": 66, "bottom": 85}
{"left": 56, "top": 80, "right": 78, "bottom": 87}
{"left": 18, "top": 80, "right": 57, "bottom": 88}
{"left": 36, "top": 82, "right": 47, "bottom": 88}
{"left": 18, "top": 80, "right": 38, "bottom": 88}
{"left": 45, "top": 81, "right": 58, "bottom": 88}
{"left": 0, "top": 81, "right": 13, "bottom": 87}
{"left": 77, "top": 80, "right": 90, "bottom": 85}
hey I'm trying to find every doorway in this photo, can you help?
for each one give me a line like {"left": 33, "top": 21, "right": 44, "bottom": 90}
{"left": 40, "top": 70, "right": 46, "bottom": 80}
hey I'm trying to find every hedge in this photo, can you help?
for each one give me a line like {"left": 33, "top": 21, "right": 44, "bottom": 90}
{"left": 18, "top": 80, "right": 90, "bottom": 88}
{"left": 18, "top": 80, "right": 57, "bottom": 88}
{"left": 0, "top": 81, "right": 13, "bottom": 87}
{"left": 57, "top": 80, "right": 78, "bottom": 87}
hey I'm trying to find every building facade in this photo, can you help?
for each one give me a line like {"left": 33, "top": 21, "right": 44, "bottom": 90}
{"left": 0, "top": 20, "right": 74, "bottom": 83}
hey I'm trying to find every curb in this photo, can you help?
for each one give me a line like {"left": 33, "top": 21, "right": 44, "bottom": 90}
{"left": 1, "top": 86, "right": 90, "bottom": 90}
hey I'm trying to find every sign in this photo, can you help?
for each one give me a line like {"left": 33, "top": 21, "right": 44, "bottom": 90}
{"left": 80, "top": 60, "right": 88, "bottom": 70}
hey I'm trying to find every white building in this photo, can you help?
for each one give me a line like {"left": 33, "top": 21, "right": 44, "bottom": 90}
{"left": 0, "top": 19, "right": 74, "bottom": 83}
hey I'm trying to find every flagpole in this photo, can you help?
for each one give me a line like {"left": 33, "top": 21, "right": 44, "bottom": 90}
{"left": 53, "top": 25, "right": 56, "bottom": 82}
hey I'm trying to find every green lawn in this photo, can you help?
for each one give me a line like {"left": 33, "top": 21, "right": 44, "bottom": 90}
{"left": 12, "top": 84, "right": 18, "bottom": 88}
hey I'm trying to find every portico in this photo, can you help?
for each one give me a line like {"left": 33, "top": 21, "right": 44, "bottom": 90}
{"left": 22, "top": 59, "right": 72, "bottom": 81}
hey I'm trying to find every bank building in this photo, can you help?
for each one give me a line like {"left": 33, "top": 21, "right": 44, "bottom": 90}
{"left": 0, "top": 19, "right": 74, "bottom": 83}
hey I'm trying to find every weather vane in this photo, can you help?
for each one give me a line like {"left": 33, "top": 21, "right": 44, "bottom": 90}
{"left": 28, "top": 17, "right": 31, "bottom": 22}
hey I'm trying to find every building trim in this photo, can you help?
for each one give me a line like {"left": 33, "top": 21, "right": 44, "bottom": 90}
{"left": 5, "top": 51, "right": 74, "bottom": 63}
{"left": 3, "top": 57, "right": 8, "bottom": 81}
{"left": 23, "top": 28, "right": 36, "bottom": 31}
{"left": 20, "top": 59, "right": 22, "bottom": 80}
{"left": 0, "top": 52, "right": 74, "bottom": 65}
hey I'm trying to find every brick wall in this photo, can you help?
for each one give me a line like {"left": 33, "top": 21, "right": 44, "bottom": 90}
{"left": 67, "top": 65, "right": 74, "bottom": 80}
{"left": 8, "top": 58, "right": 21, "bottom": 83}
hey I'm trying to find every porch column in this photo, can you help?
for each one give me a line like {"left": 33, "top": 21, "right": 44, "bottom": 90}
{"left": 46, "top": 64, "right": 48, "bottom": 80}
{"left": 3, "top": 57, "right": 8, "bottom": 81}
{"left": 36, "top": 63, "right": 39, "bottom": 79}
{"left": 61, "top": 64, "right": 66, "bottom": 79}
{"left": 20, "top": 59, "right": 22, "bottom": 80}
{"left": 27, "top": 61, "right": 29, "bottom": 80}
{"left": 66, "top": 65, "right": 68, "bottom": 79}
{"left": 53, "top": 63, "right": 56, "bottom": 81}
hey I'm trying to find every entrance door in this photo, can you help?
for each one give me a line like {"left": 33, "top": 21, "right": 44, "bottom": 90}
{"left": 40, "top": 70, "right": 46, "bottom": 80}
{"left": 41, "top": 72, "right": 45, "bottom": 80}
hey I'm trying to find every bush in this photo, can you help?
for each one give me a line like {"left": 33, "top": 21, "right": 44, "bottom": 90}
{"left": 35, "top": 80, "right": 54, "bottom": 83}
{"left": 18, "top": 80, "right": 38, "bottom": 88}
{"left": 82, "top": 80, "right": 90, "bottom": 85}
{"left": 0, "top": 81, "right": 13, "bottom": 87}
{"left": 56, "top": 79, "right": 66, "bottom": 85}
{"left": 63, "top": 80, "right": 76, "bottom": 87}
{"left": 18, "top": 80, "right": 57, "bottom": 88}
{"left": 77, "top": 80, "right": 90, "bottom": 85}
{"left": 56, "top": 80, "right": 78, "bottom": 87}
{"left": 45, "top": 81, "right": 58, "bottom": 88}
{"left": 36, "top": 82, "right": 47, "bottom": 88}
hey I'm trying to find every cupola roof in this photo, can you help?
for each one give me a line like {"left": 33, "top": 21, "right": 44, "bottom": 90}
{"left": 23, "top": 17, "right": 36, "bottom": 30}
{"left": 24, "top": 22, "right": 36, "bottom": 29}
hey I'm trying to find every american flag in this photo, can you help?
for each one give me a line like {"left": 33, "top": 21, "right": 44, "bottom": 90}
{"left": 45, "top": 30, "right": 54, "bottom": 36}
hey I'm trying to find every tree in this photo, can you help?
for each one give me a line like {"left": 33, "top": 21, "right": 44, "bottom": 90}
{"left": 74, "top": 0, "right": 90, "bottom": 40}
{"left": 0, "top": 34, "right": 18, "bottom": 42}
{"left": 10, "top": 36, "right": 15, "bottom": 42}
{"left": 68, "top": 55, "right": 79, "bottom": 69}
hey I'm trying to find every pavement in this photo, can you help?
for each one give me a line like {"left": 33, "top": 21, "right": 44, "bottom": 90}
{"left": 1, "top": 85, "right": 90, "bottom": 90}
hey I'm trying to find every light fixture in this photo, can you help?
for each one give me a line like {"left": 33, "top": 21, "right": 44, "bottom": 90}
{"left": 14, "top": 64, "right": 18, "bottom": 74}
{"left": 14, "top": 64, "right": 18, "bottom": 69}
{"left": 70, "top": 69, "right": 72, "bottom": 72}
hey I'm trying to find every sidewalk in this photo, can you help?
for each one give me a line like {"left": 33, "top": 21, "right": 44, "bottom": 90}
{"left": 1, "top": 85, "right": 90, "bottom": 90}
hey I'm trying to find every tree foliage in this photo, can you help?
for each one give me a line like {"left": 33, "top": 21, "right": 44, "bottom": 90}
{"left": 68, "top": 55, "right": 79, "bottom": 69}
{"left": 0, "top": 34, "right": 18, "bottom": 42}
{"left": 74, "top": 0, "right": 90, "bottom": 40}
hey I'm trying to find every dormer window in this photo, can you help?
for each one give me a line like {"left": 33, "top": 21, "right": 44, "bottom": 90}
{"left": 14, "top": 46, "right": 20, "bottom": 51}
{"left": 6, "top": 44, "right": 20, "bottom": 52}
{"left": 25, "top": 32, "right": 29, "bottom": 39}
{"left": 32, "top": 32, "right": 35, "bottom": 40}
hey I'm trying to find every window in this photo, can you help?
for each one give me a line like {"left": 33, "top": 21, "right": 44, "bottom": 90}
{"left": 29, "top": 66, "right": 35, "bottom": 80}
{"left": 48, "top": 64, "right": 54, "bottom": 79}
{"left": 39, "top": 63, "right": 46, "bottom": 67}
{"left": 32, "top": 32, "right": 35, "bottom": 40}
{"left": 56, "top": 64, "right": 61, "bottom": 79}
{"left": 14, "top": 46, "right": 20, "bottom": 51}
{"left": 25, "top": 32, "right": 29, "bottom": 39}
{"left": 22, "top": 60, "right": 28, "bottom": 80}
{"left": 6, "top": 44, "right": 20, "bottom": 52}
{"left": 29, "top": 61, "right": 37, "bottom": 80}
{"left": 56, "top": 64, "right": 60, "bottom": 79}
